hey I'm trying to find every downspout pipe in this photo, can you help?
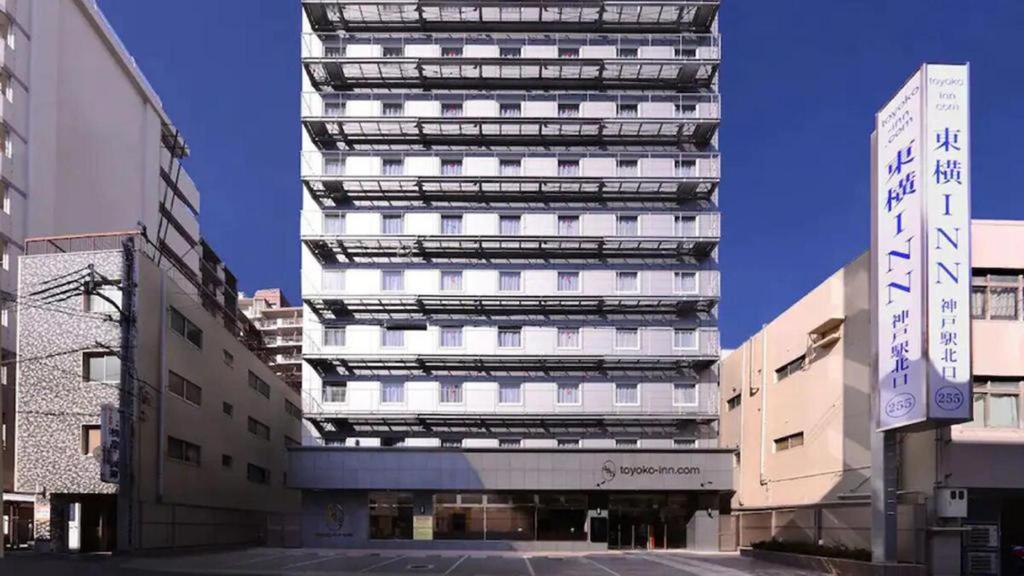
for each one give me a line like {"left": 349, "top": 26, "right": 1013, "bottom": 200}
{"left": 759, "top": 325, "right": 768, "bottom": 487}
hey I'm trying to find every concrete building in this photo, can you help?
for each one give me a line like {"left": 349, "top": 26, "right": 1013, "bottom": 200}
{"left": 240, "top": 289, "right": 303, "bottom": 391}
{"left": 721, "top": 220, "right": 1024, "bottom": 574}
{"left": 295, "top": 1, "right": 730, "bottom": 550}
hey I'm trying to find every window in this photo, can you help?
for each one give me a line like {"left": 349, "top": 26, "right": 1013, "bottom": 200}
{"left": 616, "top": 215, "right": 639, "bottom": 236}
{"left": 498, "top": 383, "right": 522, "bottom": 405}
{"left": 617, "top": 104, "right": 638, "bottom": 118}
{"left": 615, "top": 383, "right": 639, "bottom": 405}
{"left": 83, "top": 353, "right": 120, "bottom": 383}
{"left": 169, "top": 307, "right": 203, "bottom": 348}
{"left": 1, "top": 185, "right": 9, "bottom": 214}
{"left": 382, "top": 46, "right": 404, "bottom": 58}
{"left": 382, "top": 102, "right": 404, "bottom": 117}
{"left": 324, "top": 44, "right": 342, "bottom": 57}
{"left": 440, "top": 438, "right": 463, "bottom": 448}
{"left": 675, "top": 160, "right": 696, "bottom": 177}
{"left": 557, "top": 327, "right": 581, "bottom": 349}
{"left": 556, "top": 383, "right": 581, "bottom": 405}
{"left": 324, "top": 157, "right": 344, "bottom": 175}
{"left": 726, "top": 394, "right": 741, "bottom": 411}
{"left": 972, "top": 272, "right": 1023, "bottom": 320}
{"left": 82, "top": 425, "right": 101, "bottom": 456}
{"left": 500, "top": 103, "right": 521, "bottom": 117}
{"left": 674, "top": 215, "right": 697, "bottom": 236}
{"left": 324, "top": 99, "right": 344, "bottom": 117}
{"left": 324, "top": 212, "right": 345, "bottom": 235}
{"left": 674, "top": 438, "right": 697, "bottom": 449}
{"left": 674, "top": 272, "right": 698, "bottom": 294}
{"left": 617, "top": 159, "right": 639, "bottom": 177}
{"left": 675, "top": 47, "right": 698, "bottom": 59}
{"left": 169, "top": 371, "right": 202, "bottom": 405}
{"left": 223, "top": 350, "right": 235, "bottom": 367}
{"left": 774, "top": 432, "right": 804, "bottom": 452}
{"left": 674, "top": 329, "right": 698, "bottom": 350}
{"left": 616, "top": 438, "right": 638, "bottom": 447}
{"left": 382, "top": 158, "right": 404, "bottom": 176}
{"left": 968, "top": 379, "right": 1021, "bottom": 428}
{"left": 557, "top": 215, "right": 580, "bottom": 235}
{"left": 499, "top": 438, "right": 521, "bottom": 448}
{"left": 247, "top": 463, "right": 271, "bottom": 485}
{"left": 616, "top": 272, "right": 639, "bottom": 293}
{"left": 556, "top": 438, "right": 580, "bottom": 448}
{"left": 441, "top": 103, "right": 463, "bottom": 117}
{"left": 85, "top": 287, "right": 120, "bottom": 314}
{"left": 323, "top": 269, "right": 345, "bottom": 291}
{"left": 381, "top": 270, "right": 405, "bottom": 292}
{"left": 776, "top": 356, "right": 805, "bottom": 382}
{"left": 440, "top": 326, "right": 463, "bottom": 348}
{"left": 382, "top": 328, "right": 405, "bottom": 348}
{"left": 440, "top": 271, "right": 463, "bottom": 291}
{"left": 441, "top": 46, "right": 463, "bottom": 58}
{"left": 498, "top": 271, "right": 521, "bottom": 292}
{"left": 558, "top": 47, "right": 579, "bottom": 59}
{"left": 248, "top": 371, "right": 270, "bottom": 399}
{"left": 499, "top": 159, "right": 521, "bottom": 176}
{"left": 381, "top": 214, "right": 404, "bottom": 234}
{"left": 323, "top": 382, "right": 348, "bottom": 403}
{"left": 557, "top": 160, "right": 580, "bottom": 177}
{"left": 675, "top": 103, "right": 697, "bottom": 118}
{"left": 673, "top": 383, "right": 698, "bottom": 406}
{"left": 168, "top": 436, "right": 201, "bottom": 466}
{"left": 557, "top": 103, "right": 579, "bottom": 118}
{"left": 222, "top": 402, "right": 234, "bottom": 417}
{"left": 500, "top": 47, "right": 521, "bottom": 58}
{"left": 247, "top": 417, "right": 271, "bottom": 441}
{"left": 498, "top": 327, "right": 522, "bottom": 348}
{"left": 441, "top": 214, "right": 463, "bottom": 234}
{"left": 285, "top": 400, "right": 302, "bottom": 421}
{"left": 222, "top": 454, "right": 234, "bottom": 468}
{"left": 499, "top": 215, "right": 521, "bottom": 235}
{"left": 440, "top": 159, "right": 463, "bottom": 176}
{"left": 618, "top": 47, "right": 638, "bottom": 59}
{"left": 440, "top": 382, "right": 463, "bottom": 404}
{"left": 615, "top": 328, "right": 639, "bottom": 349}
{"left": 324, "top": 327, "right": 346, "bottom": 347}
{"left": 381, "top": 382, "right": 405, "bottom": 403}
{"left": 557, "top": 271, "right": 580, "bottom": 292}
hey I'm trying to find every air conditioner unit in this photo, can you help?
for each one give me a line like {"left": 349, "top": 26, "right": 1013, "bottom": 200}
{"left": 966, "top": 523, "right": 999, "bottom": 548}
{"left": 966, "top": 551, "right": 998, "bottom": 575}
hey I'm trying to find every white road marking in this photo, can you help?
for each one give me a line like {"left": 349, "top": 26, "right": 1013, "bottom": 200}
{"left": 582, "top": 557, "right": 625, "bottom": 576}
{"left": 523, "top": 556, "right": 537, "bottom": 576}
{"left": 278, "top": 552, "right": 345, "bottom": 570}
{"left": 228, "top": 551, "right": 295, "bottom": 567}
{"left": 358, "top": 554, "right": 408, "bottom": 573}
{"left": 443, "top": 555, "right": 468, "bottom": 575}
{"left": 641, "top": 553, "right": 752, "bottom": 576}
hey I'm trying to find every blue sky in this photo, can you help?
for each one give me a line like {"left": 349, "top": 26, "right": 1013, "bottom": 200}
{"left": 98, "top": 1, "right": 1024, "bottom": 348}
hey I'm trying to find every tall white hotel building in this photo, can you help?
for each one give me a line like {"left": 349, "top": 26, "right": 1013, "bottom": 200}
{"left": 294, "top": 0, "right": 732, "bottom": 551}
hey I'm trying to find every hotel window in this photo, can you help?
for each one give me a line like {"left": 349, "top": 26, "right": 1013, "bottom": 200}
{"left": 324, "top": 157, "right": 344, "bottom": 176}
{"left": 500, "top": 103, "right": 521, "bottom": 118}
{"left": 381, "top": 214, "right": 404, "bottom": 234}
{"left": 971, "top": 271, "right": 1023, "bottom": 320}
{"left": 617, "top": 103, "right": 638, "bottom": 118}
{"left": 499, "top": 438, "right": 522, "bottom": 448}
{"left": 382, "top": 102, "right": 404, "bottom": 117}
{"left": 169, "top": 307, "right": 203, "bottom": 348}
{"left": 968, "top": 379, "right": 1021, "bottom": 428}
{"left": 675, "top": 103, "right": 697, "bottom": 118}
{"left": 557, "top": 438, "right": 580, "bottom": 448}
{"left": 499, "top": 215, "right": 521, "bottom": 235}
{"left": 441, "top": 46, "right": 463, "bottom": 58}
{"left": 382, "top": 158, "right": 404, "bottom": 176}
{"left": 167, "top": 436, "right": 201, "bottom": 466}
{"left": 381, "top": 382, "right": 405, "bottom": 403}
{"left": 323, "top": 212, "right": 345, "bottom": 235}
{"left": 557, "top": 271, "right": 580, "bottom": 292}
{"left": 324, "top": 327, "right": 346, "bottom": 347}
{"left": 323, "top": 269, "right": 345, "bottom": 291}
{"left": 615, "top": 383, "right": 639, "bottom": 406}
{"left": 441, "top": 102, "right": 463, "bottom": 117}
{"left": 558, "top": 47, "right": 580, "bottom": 59}
{"left": 674, "top": 271, "right": 698, "bottom": 294}
{"left": 1, "top": 185, "right": 9, "bottom": 214}
{"left": 675, "top": 47, "right": 697, "bottom": 59}
{"left": 616, "top": 272, "right": 639, "bottom": 293}
{"left": 776, "top": 355, "right": 805, "bottom": 382}
{"left": 557, "top": 215, "right": 580, "bottom": 235}
{"left": 616, "top": 439, "right": 638, "bottom": 448}
{"left": 498, "top": 327, "right": 522, "bottom": 348}
{"left": 498, "top": 271, "right": 522, "bottom": 292}
{"left": 617, "top": 159, "right": 639, "bottom": 177}
{"left": 556, "top": 383, "right": 581, "bottom": 405}
{"left": 223, "top": 350, "right": 234, "bottom": 367}
{"left": 247, "top": 417, "right": 271, "bottom": 441}
{"left": 381, "top": 270, "right": 404, "bottom": 291}
{"left": 322, "top": 382, "right": 348, "bottom": 403}
{"left": 323, "top": 99, "right": 344, "bottom": 117}
{"left": 222, "top": 454, "right": 233, "bottom": 469}
{"left": 248, "top": 371, "right": 270, "bottom": 399}
{"left": 82, "top": 425, "right": 101, "bottom": 456}
{"left": 675, "top": 159, "right": 696, "bottom": 177}
{"left": 498, "top": 383, "right": 522, "bottom": 405}
{"left": 618, "top": 47, "right": 638, "bottom": 59}
{"left": 557, "top": 160, "right": 580, "bottom": 177}
{"left": 673, "top": 383, "right": 698, "bottom": 406}
{"left": 674, "top": 329, "right": 698, "bottom": 350}
{"left": 500, "top": 47, "right": 521, "bottom": 59}
{"left": 774, "top": 432, "right": 804, "bottom": 452}
{"left": 616, "top": 215, "right": 639, "bottom": 236}
{"left": 615, "top": 328, "right": 639, "bottom": 350}
{"left": 324, "top": 44, "right": 342, "bottom": 58}
{"left": 439, "top": 382, "right": 463, "bottom": 404}
{"left": 222, "top": 402, "right": 234, "bottom": 417}
{"left": 727, "top": 394, "right": 742, "bottom": 411}
{"left": 499, "top": 159, "right": 522, "bottom": 176}
{"left": 674, "top": 438, "right": 697, "bottom": 448}
{"left": 675, "top": 215, "right": 698, "bottom": 236}
{"left": 381, "top": 328, "right": 405, "bottom": 348}
{"left": 382, "top": 46, "right": 404, "bottom": 58}
{"left": 558, "top": 103, "right": 580, "bottom": 118}
{"left": 247, "top": 463, "right": 271, "bottom": 485}
{"left": 440, "top": 271, "right": 463, "bottom": 291}
{"left": 557, "top": 327, "right": 581, "bottom": 349}
{"left": 440, "top": 326, "right": 463, "bottom": 348}
{"left": 169, "top": 371, "right": 202, "bottom": 406}
{"left": 440, "top": 438, "right": 463, "bottom": 448}
{"left": 440, "top": 214, "right": 463, "bottom": 234}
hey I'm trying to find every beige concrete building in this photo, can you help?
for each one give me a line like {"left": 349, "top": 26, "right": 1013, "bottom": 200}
{"left": 240, "top": 289, "right": 302, "bottom": 392}
{"left": 721, "top": 220, "right": 1024, "bottom": 574}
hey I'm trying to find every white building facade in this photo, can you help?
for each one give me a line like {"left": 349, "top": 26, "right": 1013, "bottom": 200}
{"left": 296, "top": 1, "right": 729, "bottom": 550}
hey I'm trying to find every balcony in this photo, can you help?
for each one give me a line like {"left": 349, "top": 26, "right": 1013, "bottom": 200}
{"left": 302, "top": 1, "right": 719, "bottom": 34}
{"left": 302, "top": 234, "right": 719, "bottom": 264}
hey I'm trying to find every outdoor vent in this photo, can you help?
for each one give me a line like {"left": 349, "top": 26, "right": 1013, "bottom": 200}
{"left": 966, "top": 551, "right": 997, "bottom": 575}
{"left": 966, "top": 524, "right": 999, "bottom": 548}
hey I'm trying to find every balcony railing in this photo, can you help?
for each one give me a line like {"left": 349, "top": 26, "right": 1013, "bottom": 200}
{"left": 302, "top": 1, "right": 719, "bottom": 34}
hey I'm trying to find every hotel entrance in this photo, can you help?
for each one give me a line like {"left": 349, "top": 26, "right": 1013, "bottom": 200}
{"left": 607, "top": 494, "right": 696, "bottom": 550}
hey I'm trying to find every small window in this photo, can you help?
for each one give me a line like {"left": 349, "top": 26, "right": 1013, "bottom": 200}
{"left": 557, "top": 271, "right": 580, "bottom": 293}
{"left": 500, "top": 47, "right": 521, "bottom": 59}
{"left": 440, "top": 271, "right": 463, "bottom": 291}
{"left": 82, "top": 425, "right": 101, "bottom": 456}
{"left": 381, "top": 213, "right": 404, "bottom": 234}
{"left": 440, "top": 326, "right": 463, "bottom": 348}
{"left": 247, "top": 417, "right": 271, "bottom": 441}
{"left": 440, "top": 214, "right": 463, "bottom": 234}
{"left": 324, "top": 212, "right": 345, "bottom": 235}
{"left": 674, "top": 329, "right": 698, "bottom": 350}
{"left": 675, "top": 160, "right": 696, "bottom": 177}
{"left": 222, "top": 402, "right": 234, "bottom": 417}
{"left": 168, "top": 436, "right": 201, "bottom": 466}
{"left": 500, "top": 103, "right": 521, "bottom": 118}
{"left": 557, "top": 327, "right": 581, "bottom": 349}
{"left": 382, "top": 270, "right": 405, "bottom": 292}
{"left": 615, "top": 383, "right": 639, "bottom": 405}
{"left": 382, "top": 46, "right": 404, "bottom": 58}
{"left": 674, "top": 215, "right": 697, "bottom": 237}
{"left": 498, "top": 383, "right": 522, "bottom": 405}
{"left": 323, "top": 270, "right": 345, "bottom": 291}
{"left": 324, "top": 327, "right": 346, "bottom": 347}
{"left": 499, "top": 438, "right": 522, "bottom": 448}
{"left": 774, "top": 432, "right": 804, "bottom": 452}
{"left": 557, "top": 160, "right": 580, "bottom": 177}
{"left": 558, "top": 103, "right": 580, "bottom": 118}
{"left": 222, "top": 454, "right": 233, "bottom": 468}
{"left": 557, "top": 215, "right": 580, "bottom": 235}
{"left": 776, "top": 356, "right": 805, "bottom": 382}
{"left": 223, "top": 350, "right": 235, "bottom": 367}
{"left": 323, "top": 382, "right": 348, "bottom": 403}
{"left": 556, "top": 383, "right": 581, "bottom": 405}
{"left": 616, "top": 438, "right": 638, "bottom": 447}
{"left": 498, "top": 327, "right": 522, "bottom": 348}
{"left": 441, "top": 103, "right": 463, "bottom": 117}
{"left": 83, "top": 353, "right": 120, "bottom": 384}
{"left": 558, "top": 47, "right": 579, "bottom": 59}
{"left": 556, "top": 438, "right": 580, "bottom": 448}
{"left": 499, "top": 215, "right": 521, "bottom": 235}
{"left": 617, "top": 160, "right": 639, "bottom": 177}
{"left": 324, "top": 45, "right": 342, "bottom": 58}
{"left": 285, "top": 400, "right": 302, "bottom": 421}
{"left": 381, "top": 328, "right": 405, "bottom": 348}
{"left": 248, "top": 371, "right": 271, "bottom": 399}
{"left": 674, "top": 272, "right": 698, "bottom": 294}
{"left": 675, "top": 103, "right": 697, "bottom": 118}
{"left": 324, "top": 157, "right": 344, "bottom": 175}
{"left": 247, "top": 463, "right": 271, "bottom": 485}
{"left": 616, "top": 215, "right": 639, "bottom": 236}
{"left": 618, "top": 47, "right": 638, "bottom": 59}
{"left": 675, "top": 47, "right": 697, "bottom": 59}
{"left": 439, "top": 382, "right": 463, "bottom": 404}
{"left": 674, "top": 438, "right": 697, "bottom": 449}
{"left": 615, "top": 328, "right": 639, "bottom": 349}
{"left": 441, "top": 46, "right": 463, "bottom": 58}
{"left": 169, "top": 307, "right": 203, "bottom": 348}
{"left": 441, "top": 159, "right": 463, "bottom": 176}
{"left": 441, "top": 438, "right": 463, "bottom": 448}
{"left": 616, "top": 272, "right": 639, "bottom": 293}
{"left": 169, "top": 371, "right": 202, "bottom": 406}
{"left": 323, "top": 99, "right": 344, "bottom": 117}
{"left": 382, "top": 159, "right": 404, "bottom": 176}
{"left": 382, "top": 103, "right": 404, "bottom": 117}
{"left": 381, "top": 382, "right": 405, "bottom": 403}
{"left": 499, "top": 159, "right": 521, "bottom": 176}
{"left": 617, "top": 104, "right": 638, "bottom": 118}
{"left": 673, "top": 383, "right": 698, "bottom": 406}
{"left": 498, "top": 271, "right": 522, "bottom": 292}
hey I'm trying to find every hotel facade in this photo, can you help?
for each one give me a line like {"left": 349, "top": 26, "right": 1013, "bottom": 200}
{"left": 295, "top": 0, "right": 731, "bottom": 550}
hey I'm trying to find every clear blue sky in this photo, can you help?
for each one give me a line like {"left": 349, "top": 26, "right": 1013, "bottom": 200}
{"left": 98, "top": 1, "right": 1024, "bottom": 348}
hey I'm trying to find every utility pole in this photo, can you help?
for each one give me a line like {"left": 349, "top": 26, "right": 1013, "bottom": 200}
{"left": 116, "top": 238, "right": 137, "bottom": 553}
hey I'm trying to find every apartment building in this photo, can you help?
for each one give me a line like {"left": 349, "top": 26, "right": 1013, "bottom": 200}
{"left": 295, "top": 1, "right": 730, "bottom": 550}
{"left": 721, "top": 220, "right": 1024, "bottom": 575}
{"left": 240, "top": 289, "right": 303, "bottom": 391}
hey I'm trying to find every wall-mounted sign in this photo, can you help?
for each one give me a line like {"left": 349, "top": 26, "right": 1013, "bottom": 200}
{"left": 413, "top": 515, "right": 433, "bottom": 540}
{"left": 873, "top": 63, "right": 972, "bottom": 431}
{"left": 100, "top": 403, "right": 120, "bottom": 484}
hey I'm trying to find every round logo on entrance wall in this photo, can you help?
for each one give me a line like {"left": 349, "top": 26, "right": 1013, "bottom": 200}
{"left": 934, "top": 386, "right": 964, "bottom": 411}
{"left": 885, "top": 393, "right": 916, "bottom": 418}
{"left": 601, "top": 460, "right": 617, "bottom": 483}
{"left": 325, "top": 504, "right": 345, "bottom": 532}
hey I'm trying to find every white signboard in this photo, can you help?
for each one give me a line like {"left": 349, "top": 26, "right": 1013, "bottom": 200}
{"left": 874, "top": 64, "right": 971, "bottom": 431}
{"left": 100, "top": 403, "right": 121, "bottom": 484}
